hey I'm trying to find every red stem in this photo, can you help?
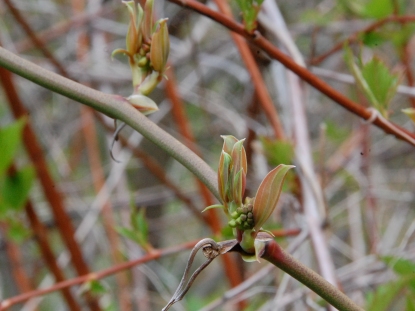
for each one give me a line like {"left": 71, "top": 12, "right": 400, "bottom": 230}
{"left": 0, "top": 65, "right": 100, "bottom": 311}
{"left": 310, "top": 15, "right": 415, "bottom": 66}
{"left": 167, "top": 0, "right": 415, "bottom": 147}
{"left": 0, "top": 240, "right": 198, "bottom": 311}
{"left": 261, "top": 240, "right": 364, "bottom": 311}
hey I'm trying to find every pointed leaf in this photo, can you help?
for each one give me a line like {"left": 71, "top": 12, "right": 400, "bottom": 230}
{"left": 253, "top": 164, "right": 294, "bottom": 231}
{"left": 218, "top": 151, "right": 232, "bottom": 203}
{"left": 231, "top": 138, "right": 247, "bottom": 176}
{"left": 143, "top": 0, "right": 154, "bottom": 40}
{"left": 116, "top": 226, "right": 139, "bottom": 243}
{"left": 344, "top": 45, "right": 380, "bottom": 110}
{"left": 123, "top": 1, "right": 139, "bottom": 55}
{"left": 230, "top": 139, "right": 247, "bottom": 203}
{"left": 201, "top": 204, "right": 224, "bottom": 213}
{"left": 220, "top": 135, "right": 238, "bottom": 155}
{"left": 150, "top": 19, "right": 170, "bottom": 73}
{"left": 361, "top": 57, "right": 401, "bottom": 117}
{"left": 232, "top": 169, "right": 245, "bottom": 205}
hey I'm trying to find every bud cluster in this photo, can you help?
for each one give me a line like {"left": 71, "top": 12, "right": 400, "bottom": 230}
{"left": 203, "top": 135, "right": 294, "bottom": 255}
{"left": 228, "top": 198, "right": 254, "bottom": 230}
{"left": 112, "top": 0, "right": 170, "bottom": 114}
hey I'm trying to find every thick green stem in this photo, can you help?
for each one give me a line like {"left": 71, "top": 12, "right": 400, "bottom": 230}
{"left": 261, "top": 240, "right": 364, "bottom": 311}
{"left": 0, "top": 47, "right": 219, "bottom": 200}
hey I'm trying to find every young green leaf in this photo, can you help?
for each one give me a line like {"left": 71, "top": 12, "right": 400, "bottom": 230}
{"left": 116, "top": 226, "right": 140, "bottom": 244}
{"left": 344, "top": 45, "right": 400, "bottom": 118}
{"left": 131, "top": 208, "right": 148, "bottom": 245}
{"left": 235, "top": 0, "right": 264, "bottom": 33}
{"left": 218, "top": 151, "right": 232, "bottom": 205}
{"left": 2, "top": 166, "right": 35, "bottom": 211}
{"left": 220, "top": 135, "right": 238, "bottom": 155}
{"left": 361, "top": 57, "right": 401, "bottom": 118}
{"left": 0, "top": 118, "right": 26, "bottom": 177}
{"left": 253, "top": 164, "right": 295, "bottom": 232}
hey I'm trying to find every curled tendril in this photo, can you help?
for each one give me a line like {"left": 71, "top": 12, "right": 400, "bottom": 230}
{"left": 109, "top": 121, "right": 127, "bottom": 163}
{"left": 162, "top": 238, "right": 237, "bottom": 311}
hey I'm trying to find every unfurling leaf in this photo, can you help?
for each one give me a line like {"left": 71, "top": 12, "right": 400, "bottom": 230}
{"left": 253, "top": 164, "right": 295, "bottom": 232}
{"left": 150, "top": 19, "right": 170, "bottom": 73}
{"left": 344, "top": 45, "right": 401, "bottom": 118}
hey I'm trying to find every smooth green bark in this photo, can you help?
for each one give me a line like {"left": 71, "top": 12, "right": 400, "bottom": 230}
{"left": 0, "top": 47, "right": 219, "bottom": 200}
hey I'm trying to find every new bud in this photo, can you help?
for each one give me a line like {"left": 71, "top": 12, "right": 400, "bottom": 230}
{"left": 150, "top": 19, "right": 170, "bottom": 73}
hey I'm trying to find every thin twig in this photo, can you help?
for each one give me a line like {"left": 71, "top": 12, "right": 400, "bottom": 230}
{"left": 0, "top": 46, "right": 220, "bottom": 200}
{"left": 261, "top": 240, "right": 365, "bottom": 311}
{"left": 213, "top": 0, "right": 286, "bottom": 140}
{"left": 0, "top": 240, "right": 199, "bottom": 311}
{"left": 309, "top": 15, "right": 415, "bottom": 66}
{"left": 167, "top": 0, "right": 415, "bottom": 147}
{"left": 0, "top": 59, "right": 100, "bottom": 311}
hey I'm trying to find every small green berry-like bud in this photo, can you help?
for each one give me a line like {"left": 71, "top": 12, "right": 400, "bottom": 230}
{"left": 247, "top": 212, "right": 253, "bottom": 219}
{"left": 240, "top": 214, "right": 247, "bottom": 221}
{"left": 228, "top": 219, "right": 237, "bottom": 228}
{"left": 137, "top": 56, "right": 148, "bottom": 67}
{"left": 231, "top": 211, "right": 239, "bottom": 219}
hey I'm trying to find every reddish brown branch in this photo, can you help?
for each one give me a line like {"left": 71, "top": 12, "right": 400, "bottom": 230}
{"left": 165, "top": 69, "right": 245, "bottom": 291}
{"left": 213, "top": 0, "right": 285, "bottom": 140}
{"left": 260, "top": 240, "right": 364, "bottom": 311}
{"left": 71, "top": 0, "right": 131, "bottom": 305}
{"left": 25, "top": 200, "right": 81, "bottom": 311}
{"left": 0, "top": 223, "right": 38, "bottom": 311}
{"left": 0, "top": 66, "right": 100, "bottom": 311}
{"left": 309, "top": 15, "right": 415, "bottom": 66}
{"left": 14, "top": 6, "right": 111, "bottom": 54}
{"left": 167, "top": 0, "right": 415, "bottom": 147}
{"left": 4, "top": 0, "right": 69, "bottom": 77}
{"left": 0, "top": 240, "right": 199, "bottom": 311}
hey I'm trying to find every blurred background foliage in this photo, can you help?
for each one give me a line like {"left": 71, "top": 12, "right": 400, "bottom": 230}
{"left": 1, "top": 0, "right": 415, "bottom": 310}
